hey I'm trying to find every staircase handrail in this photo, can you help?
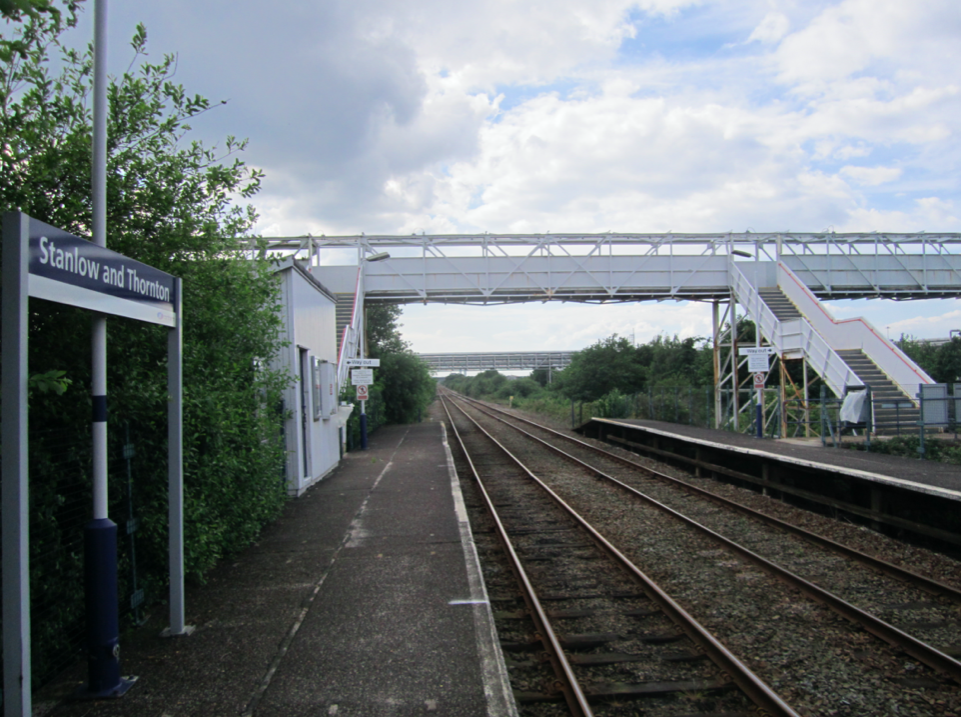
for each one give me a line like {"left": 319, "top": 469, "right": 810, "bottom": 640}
{"left": 337, "top": 266, "right": 364, "bottom": 391}
{"left": 730, "top": 261, "right": 862, "bottom": 397}
{"left": 776, "top": 262, "right": 932, "bottom": 404}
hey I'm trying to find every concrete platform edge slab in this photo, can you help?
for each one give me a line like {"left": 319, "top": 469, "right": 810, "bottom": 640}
{"left": 594, "top": 418, "right": 961, "bottom": 502}
{"left": 440, "top": 421, "right": 519, "bottom": 717}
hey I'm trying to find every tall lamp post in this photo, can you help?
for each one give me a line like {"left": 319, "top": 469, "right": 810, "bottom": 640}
{"left": 359, "top": 250, "right": 390, "bottom": 450}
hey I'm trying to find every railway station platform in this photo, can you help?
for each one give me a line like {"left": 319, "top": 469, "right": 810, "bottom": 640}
{"left": 580, "top": 417, "right": 961, "bottom": 547}
{"left": 38, "top": 421, "right": 515, "bottom": 717}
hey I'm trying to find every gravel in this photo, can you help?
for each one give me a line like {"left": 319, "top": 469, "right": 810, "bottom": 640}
{"left": 447, "top": 397, "right": 961, "bottom": 717}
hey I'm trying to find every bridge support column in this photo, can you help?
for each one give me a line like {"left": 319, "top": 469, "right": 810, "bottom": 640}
{"left": 712, "top": 295, "right": 740, "bottom": 431}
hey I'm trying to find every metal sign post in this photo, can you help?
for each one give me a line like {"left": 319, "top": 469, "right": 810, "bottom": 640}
{"left": 352, "top": 368, "right": 375, "bottom": 450}
{"left": 740, "top": 347, "right": 773, "bottom": 439}
{"left": 2, "top": 212, "right": 186, "bottom": 715}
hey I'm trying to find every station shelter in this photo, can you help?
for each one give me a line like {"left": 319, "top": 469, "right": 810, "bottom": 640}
{"left": 272, "top": 258, "right": 350, "bottom": 495}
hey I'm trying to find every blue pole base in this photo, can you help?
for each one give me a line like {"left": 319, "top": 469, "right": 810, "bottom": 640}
{"left": 756, "top": 403, "right": 763, "bottom": 439}
{"left": 78, "top": 518, "right": 136, "bottom": 698}
{"left": 360, "top": 412, "right": 368, "bottom": 451}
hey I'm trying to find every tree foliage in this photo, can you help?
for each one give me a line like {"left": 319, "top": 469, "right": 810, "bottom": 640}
{"left": 553, "top": 335, "right": 644, "bottom": 401}
{"left": 5, "top": 1, "right": 289, "bottom": 619}
{"left": 899, "top": 335, "right": 961, "bottom": 384}
{"left": 344, "top": 302, "right": 434, "bottom": 432}
{"left": 551, "top": 333, "right": 714, "bottom": 402}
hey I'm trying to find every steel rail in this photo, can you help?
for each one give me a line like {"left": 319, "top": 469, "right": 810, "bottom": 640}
{"left": 439, "top": 396, "right": 593, "bottom": 716}
{"left": 456, "top": 393, "right": 961, "bottom": 604}
{"left": 442, "top": 392, "right": 800, "bottom": 717}
{"left": 447, "top": 392, "right": 961, "bottom": 684}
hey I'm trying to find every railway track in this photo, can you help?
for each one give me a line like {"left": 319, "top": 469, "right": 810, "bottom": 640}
{"left": 439, "top": 392, "right": 798, "bottom": 717}
{"left": 440, "top": 388, "right": 961, "bottom": 715}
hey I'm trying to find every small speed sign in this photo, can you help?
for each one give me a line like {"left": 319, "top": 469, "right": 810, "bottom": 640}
{"left": 356, "top": 384, "right": 369, "bottom": 400}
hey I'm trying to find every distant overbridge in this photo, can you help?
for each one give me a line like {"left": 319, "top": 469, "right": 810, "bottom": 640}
{"left": 418, "top": 351, "right": 574, "bottom": 374}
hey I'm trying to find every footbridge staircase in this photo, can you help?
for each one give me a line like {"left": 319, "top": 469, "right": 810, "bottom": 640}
{"left": 729, "top": 261, "right": 932, "bottom": 433}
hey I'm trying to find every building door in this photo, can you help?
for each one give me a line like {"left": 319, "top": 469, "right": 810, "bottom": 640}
{"left": 299, "top": 348, "right": 311, "bottom": 478}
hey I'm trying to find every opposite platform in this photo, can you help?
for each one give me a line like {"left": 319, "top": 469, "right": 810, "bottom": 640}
{"left": 587, "top": 418, "right": 961, "bottom": 496}
{"left": 39, "top": 421, "right": 516, "bottom": 717}
{"left": 580, "top": 417, "right": 961, "bottom": 547}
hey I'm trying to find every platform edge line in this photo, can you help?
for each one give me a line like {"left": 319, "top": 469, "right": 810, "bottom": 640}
{"left": 442, "top": 420, "right": 519, "bottom": 717}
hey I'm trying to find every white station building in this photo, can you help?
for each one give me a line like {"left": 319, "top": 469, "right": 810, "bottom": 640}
{"left": 272, "top": 258, "right": 352, "bottom": 495}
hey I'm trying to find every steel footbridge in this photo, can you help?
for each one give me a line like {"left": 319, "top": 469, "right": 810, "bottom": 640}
{"left": 259, "top": 232, "right": 961, "bottom": 432}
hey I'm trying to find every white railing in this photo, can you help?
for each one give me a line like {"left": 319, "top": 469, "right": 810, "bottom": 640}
{"left": 777, "top": 262, "right": 932, "bottom": 404}
{"left": 730, "top": 261, "right": 862, "bottom": 397}
{"left": 336, "top": 266, "right": 364, "bottom": 391}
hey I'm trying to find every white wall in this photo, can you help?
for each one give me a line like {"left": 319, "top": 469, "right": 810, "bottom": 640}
{"left": 274, "top": 260, "right": 342, "bottom": 495}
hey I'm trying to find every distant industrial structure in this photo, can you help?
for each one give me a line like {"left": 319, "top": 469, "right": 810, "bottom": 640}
{"left": 417, "top": 350, "right": 574, "bottom": 374}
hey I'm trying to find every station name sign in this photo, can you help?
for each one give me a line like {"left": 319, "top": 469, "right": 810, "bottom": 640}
{"left": 28, "top": 217, "right": 176, "bottom": 326}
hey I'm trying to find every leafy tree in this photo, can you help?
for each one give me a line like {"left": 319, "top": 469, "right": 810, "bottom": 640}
{"left": 900, "top": 335, "right": 961, "bottom": 384}
{"left": 509, "top": 377, "right": 543, "bottom": 398}
{"left": 642, "top": 334, "right": 708, "bottom": 388}
{"left": 5, "top": 1, "right": 288, "bottom": 632}
{"left": 555, "top": 335, "right": 645, "bottom": 402}
{"left": 351, "top": 302, "right": 434, "bottom": 426}
{"left": 367, "top": 303, "right": 408, "bottom": 356}
{"left": 378, "top": 351, "right": 434, "bottom": 423}
{"left": 932, "top": 338, "right": 961, "bottom": 383}
{"left": 530, "top": 367, "right": 551, "bottom": 386}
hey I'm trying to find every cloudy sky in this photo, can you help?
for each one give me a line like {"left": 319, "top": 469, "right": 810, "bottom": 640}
{"left": 69, "top": 0, "right": 961, "bottom": 353}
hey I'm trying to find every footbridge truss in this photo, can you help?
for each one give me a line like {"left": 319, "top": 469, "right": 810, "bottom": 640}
{"left": 263, "top": 231, "right": 961, "bottom": 304}
{"left": 418, "top": 351, "right": 574, "bottom": 374}
{"left": 260, "top": 232, "right": 961, "bottom": 434}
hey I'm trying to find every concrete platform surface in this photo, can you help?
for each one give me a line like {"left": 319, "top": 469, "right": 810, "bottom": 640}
{"left": 37, "top": 421, "right": 515, "bottom": 717}
{"left": 593, "top": 418, "right": 961, "bottom": 494}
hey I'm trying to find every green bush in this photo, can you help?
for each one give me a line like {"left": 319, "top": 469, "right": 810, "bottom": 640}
{"left": 847, "top": 435, "right": 961, "bottom": 465}
{"left": 4, "top": 7, "right": 290, "bottom": 682}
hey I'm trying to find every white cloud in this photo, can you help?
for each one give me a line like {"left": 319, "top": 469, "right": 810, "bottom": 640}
{"left": 748, "top": 11, "right": 790, "bottom": 44}
{"left": 839, "top": 165, "right": 901, "bottom": 186}
{"left": 61, "top": 0, "right": 961, "bottom": 351}
{"left": 773, "top": 0, "right": 956, "bottom": 88}
{"left": 886, "top": 308, "right": 961, "bottom": 338}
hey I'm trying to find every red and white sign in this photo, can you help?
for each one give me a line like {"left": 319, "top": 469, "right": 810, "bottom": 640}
{"left": 753, "top": 372, "right": 766, "bottom": 389}
{"left": 356, "top": 384, "right": 369, "bottom": 400}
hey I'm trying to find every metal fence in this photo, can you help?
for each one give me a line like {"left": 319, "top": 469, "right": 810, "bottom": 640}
{"left": 569, "top": 384, "right": 959, "bottom": 456}
{"left": 1, "top": 423, "right": 148, "bottom": 694}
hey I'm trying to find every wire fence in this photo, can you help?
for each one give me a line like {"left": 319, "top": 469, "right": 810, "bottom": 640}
{"left": 3, "top": 422, "right": 149, "bottom": 693}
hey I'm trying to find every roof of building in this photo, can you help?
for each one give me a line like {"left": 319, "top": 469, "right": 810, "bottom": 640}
{"left": 271, "top": 257, "right": 337, "bottom": 303}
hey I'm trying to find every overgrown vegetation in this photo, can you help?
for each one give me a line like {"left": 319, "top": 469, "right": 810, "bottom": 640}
{"left": 343, "top": 304, "right": 435, "bottom": 446}
{"left": 443, "top": 329, "right": 961, "bottom": 461}
{"left": 846, "top": 435, "right": 961, "bottom": 465}
{"left": 443, "top": 332, "right": 718, "bottom": 422}
{"left": 898, "top": 335, "right": 961, "bottom": 384}
{"left": 4, "top": 2, "right": 290, "bottom": 681}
